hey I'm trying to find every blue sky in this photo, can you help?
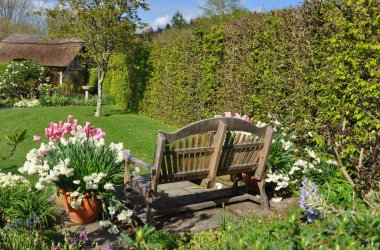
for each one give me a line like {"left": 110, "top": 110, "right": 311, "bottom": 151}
{"left": 35, "top": 0, "right": 302, "bottom": 30}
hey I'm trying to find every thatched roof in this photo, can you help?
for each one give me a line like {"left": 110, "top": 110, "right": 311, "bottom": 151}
{"left": 0, "top": 34, "right": 84, "bottom": 67}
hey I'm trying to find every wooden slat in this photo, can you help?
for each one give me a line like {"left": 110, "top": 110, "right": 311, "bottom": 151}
{"left": 163, "top": 146, "right": 214, "bottom": 155}
{"left": 223, "top": 141, "right": 264, "bottom": 150}
{"left": 233, "top": 133, "right": 246, "bottom": 165}
{"left": 239, "top": 135, "right": 257, "bottom": 166}
{"left": 178, "top": 140, "right": 184, "bottom": 173}
{"left": 160, "top": 169, "right": 209, "bottom": 181}
{"left": 164, "top": 145, "right": 172, "bottom": 182}
{"left": 189, "top": 135, "right": 196, "bottom": 172}
{"left": 183, "top": 137, "right": 190, "bottom": 173}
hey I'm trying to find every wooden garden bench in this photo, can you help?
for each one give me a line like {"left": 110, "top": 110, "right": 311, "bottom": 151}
{"left": 123, "top": 117, "right": 274, "bottom": 224}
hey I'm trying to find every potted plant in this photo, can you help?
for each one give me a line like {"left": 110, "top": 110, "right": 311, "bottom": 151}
{"left": 19, "top": 115, "right": 131, "bottom": 227}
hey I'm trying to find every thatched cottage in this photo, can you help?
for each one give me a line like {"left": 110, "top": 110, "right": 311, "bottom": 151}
{"left": 0, "top": 34, "right": 85, "bottom": 85}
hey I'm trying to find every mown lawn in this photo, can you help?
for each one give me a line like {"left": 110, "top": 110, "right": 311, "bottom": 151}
{"left": 0, "top": 106, "right": 175, "bottom": 173}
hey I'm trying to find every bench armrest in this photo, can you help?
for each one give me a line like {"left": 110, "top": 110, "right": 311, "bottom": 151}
{"left": 123, "top": 150, "right": 156, "bottom": 175}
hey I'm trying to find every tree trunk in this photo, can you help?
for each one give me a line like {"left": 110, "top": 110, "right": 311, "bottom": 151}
{"left": 94, "top": 68, "right": 104, "bottom": 117}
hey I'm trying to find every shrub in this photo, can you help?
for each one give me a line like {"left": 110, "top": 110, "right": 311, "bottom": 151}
{"left": 0, "top": 60, "right": 50, "bottom": 99}
{"left": 0, "top": 62, "right": 7, "bottom": 77}
{"left": 0, "top": 172, "right": 58, "bottom": 228}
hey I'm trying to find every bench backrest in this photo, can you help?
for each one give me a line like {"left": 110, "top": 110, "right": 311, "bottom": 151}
{"left": 151, "top": 117, "right": 274, "bottom": 190}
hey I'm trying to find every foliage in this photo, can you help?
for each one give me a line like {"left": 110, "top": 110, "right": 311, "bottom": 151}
{"left": 0, "top": 60, "right": 50, "bottom": 99}
{"left": 103, "top": 53, "right": 129, "bottom": 109}
{"left": 0, "top": 62, "right": 7, "bottom": 77}
{"left": 87, "top": 68, "right": 98, "bottom": 87}
{"left": 183, "top": 206, "right": 379, "bottom": 250}
{"left": 171, "top": 11, "right": 187, "bottom": 29}
{"left": 47, "top": 0, "right": 148, "bottom": 117}
{"left": 200, "top": 0, "right": 242, "bottom": 17}
{"left": 138, "top": 1, "right": 380, "bottom": 195}
{"left": 0, "top": 172, "right": 57, "bottom": 229}
{"left": 147, "top": 230, "right": 181, "bottom": 250}
{"left": 0, "top": 128, "right": 26, "bottom": 162}
{"left": 121, "top": 225, "right": 156, "bottom": 250}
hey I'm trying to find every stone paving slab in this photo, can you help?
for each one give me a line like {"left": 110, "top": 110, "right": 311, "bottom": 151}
{"left": 61, "top": 179, "right": 298, "bottom": 249}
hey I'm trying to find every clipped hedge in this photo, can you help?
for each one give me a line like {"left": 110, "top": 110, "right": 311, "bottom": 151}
{"left": 137, "top": 0, "right": 379, "bottom": 192}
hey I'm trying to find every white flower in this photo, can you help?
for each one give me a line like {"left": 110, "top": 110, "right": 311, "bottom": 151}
{"left": 327, "top": 159, "right": 338, "bottom": 166}
{"left": 280, "top": 139, "right": 292, "bottom": 151}
{"left": 73, "top": 180, "right": 80, "bottom": 185}
{"left": 215, "top": 182, "right": 223, "bottom": 189}
{"left": 109, "top": 142, "right": 124, "bottom": 163}
{"left": 99, "top": 220, "right": 112, "bottom": 227}
{"left": 271, "top": 197, "right": 282, "bottom": 202}
{"left": 256, "top": 121, "right": 267, "bottom": 127}
{"left": 70, "top": 191, "right": 80, "bottom": 198}
{"left": 35, "top": 182, "right": 44, "bottom": 190}
{"left": 0, "top": 172, "right": 30, "bottom": 188}
{"left": 307, "top": 132, "right": 313, "bottom": 137}
{"left": 104, "top": 183, "right": 115, "bottom": 190}
{"left": 108, "top": 206, "right": 116, "bottom": 216}
{"left": 70, "top": 195, "right": 84, "bottom": 209}
{"left": 306, "top": 148, "right": 317, "bottom": 159}
{"left": 117, "top": 209, "right": 133, "bottom": 222}
{"left": 108, "top": 224, "right": 119, "bottom": 234}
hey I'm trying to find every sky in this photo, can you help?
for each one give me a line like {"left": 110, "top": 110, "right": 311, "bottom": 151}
{"left": 33, "top": 0, "right": 302, "bottom": 30}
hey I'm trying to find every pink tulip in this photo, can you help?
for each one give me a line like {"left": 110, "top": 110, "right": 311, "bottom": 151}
{"left": 38, "top": 150, "right": 46, "bottom": 157}
{"left": 224, "top": 112, "right": 232, "bottom": 117}
{"left": 67, "top": 115, "right": 73, "bottom": 123}
{"left": 33, "top": 135, "right": 41, "bottom": 141}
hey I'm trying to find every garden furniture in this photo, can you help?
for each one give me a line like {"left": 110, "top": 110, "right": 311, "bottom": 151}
{"left": 123, "top": 117, "right": 274, "bottom": 225}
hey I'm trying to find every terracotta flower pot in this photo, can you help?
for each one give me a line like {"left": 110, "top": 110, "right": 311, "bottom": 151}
{"left": 242, "top": 173, "right": 260, "bottom": 193}
{"left": 59, "top": 189, "right": 102, "bottom": 225}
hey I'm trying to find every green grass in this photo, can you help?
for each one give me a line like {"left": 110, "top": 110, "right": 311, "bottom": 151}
{"left": 0, "top": 106, "right": 175, "bottom": 173}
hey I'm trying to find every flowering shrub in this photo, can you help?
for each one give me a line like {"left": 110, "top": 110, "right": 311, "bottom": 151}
{"left": 19, "top": 115, "right": 132, "bottom": 232}
{"left": 14, "top": 99, "right": 40, "bottom": 108}
{"left": 218, "top": 112, "right": 339, "bottom": 195}
{"left": 0, "top": 60, "right": 50, "bottom": 99}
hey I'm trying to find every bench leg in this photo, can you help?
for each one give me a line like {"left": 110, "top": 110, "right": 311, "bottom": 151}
{"left": 258, "top": 179, "right": 269, "bottom": 210}
{"left": 231, "top": 174, "right": 240, "bottom": 195}
{"left": 146, "top": 190, "right": 155, "bottom": 226}
{"left": 124, "top": 181, "right": 132, "bottom": 207}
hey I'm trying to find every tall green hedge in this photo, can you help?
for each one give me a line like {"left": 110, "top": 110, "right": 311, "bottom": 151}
{"left": 136, "top": 0, "right": 379, "bottom": 192}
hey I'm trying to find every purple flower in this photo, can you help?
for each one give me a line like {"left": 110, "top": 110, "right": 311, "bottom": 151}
{"left": 25, "top": 218, "right": 32, "bottom": 229}
{"left": 51, "top": 245, "right": 60, "bottom": 250}
{"left": 71, "top": 237, "right": 79, "bottom": 246}
{"left": 299, "top": 178, "right": 322, "bottom": 222}
{"left": 104, "top": 246, "right": 114, "bottom": 250}
{"left": 80, "top": 231, "right": 89, "bottom": 242}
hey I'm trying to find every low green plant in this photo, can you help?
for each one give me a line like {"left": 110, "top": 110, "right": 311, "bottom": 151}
{"left": 121, "top": 225, "right": 157, "bottom": 250}
{"left": 0, "top": 128, "right": 26, "bottom": 162}
{"left": 147, "top": 230, "right": 181, "bottom": 250}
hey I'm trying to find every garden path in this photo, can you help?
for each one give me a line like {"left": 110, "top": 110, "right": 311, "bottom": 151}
{"left": 61, "top": 176, "right": 298, "bottom": 249}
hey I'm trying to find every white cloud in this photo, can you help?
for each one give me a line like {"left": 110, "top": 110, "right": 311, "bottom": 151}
{"left": 150, "top": 15, "right": 171, "bottom": 30}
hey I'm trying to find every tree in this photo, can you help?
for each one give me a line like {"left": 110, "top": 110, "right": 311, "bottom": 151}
{"left": 171, "top": 10, "right": 186, "bottom": 28}
{"left": 200, "top": 0, "right": 241, "bottom": 17}
{"left": 47, "top": 0, "right": 148, "bottom": 117}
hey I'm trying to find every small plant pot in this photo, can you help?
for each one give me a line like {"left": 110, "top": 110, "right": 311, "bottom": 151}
{"left": 242, "top": 173, "right": 260, "bottom": 193}
{"left": 59, "top": 189, "right": 102, "bottom": 225}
